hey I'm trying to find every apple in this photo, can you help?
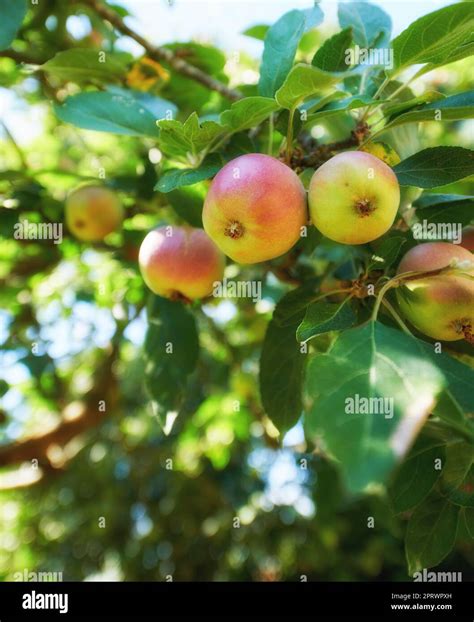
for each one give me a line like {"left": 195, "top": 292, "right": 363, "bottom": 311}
{"left": 66, "top": 185, "right": 123, "bottom": 242}
{"left": 308, "top": 151, "right": 400, "bottom": 245}
{"left": 202, "top": 154, "right": 307, "bottom": 264}
{"left": 139, "top": 225, "right": 225, "bottom": 301}
{"left": 396, "top": 242, "right": 474, "bottom": 342}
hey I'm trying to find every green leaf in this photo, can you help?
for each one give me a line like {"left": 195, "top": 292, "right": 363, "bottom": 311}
{"left": 0, "top": 379, "right": 9, "bottom": 398}
{"left": 380, "top": 120, "right": 421, "bottom": 162}
{"left": 107, "top": 85, "right": 178, "bottom": 120}
{"left": 156, "top": 122, "right": 261, "bottom": 192}
{"left": 167, "top": 185, "right": 205, "bottom": 228}
{"left": 382, "top": 91, "right": 474, "bottom": 131}
{"left": 382, "top": 91, "right": 444, "bottom": 119}
{"left": 464, "top": 508, "right": 474, "bottom": 538}
{"left": 391, "top": 3, "right": 474, "bottom": 73}
{"left": 0, "top": 171, "right": 29, "bottom": 182}
{"left": 242, "top": 24, "right": 269, "bottom": 41}
{"left": 158, "top": 43, "right": 226, "bottom": 114}
{"left": 54, "top": 91, "right": 161, "bottom": 137}
{"left": 259, "top": 10, "right": 306, "bottom": 98}
{"left": 415, "top": 193, "right": 474, "bottom": 210}
{"left": 405, "top": 492, "right": 460, "bottom": 574}
{"left": 300, "top": 91, "right": 348, "bottom": 115}
{"left": 414, "top": 194, "right": 474, "bottom": 229}
{"left": 312, "top": 28, "right": 353, "bottom": 73}
{"left": 338, "top": 2, "right": 392, "bottom": 48}
{"left": 272, "top": 278, "right": 322, "bottom": 327}
{"left": 442, "top": 442, "right": 473, "bottom": 488}
{"left": 220, "top": 96, "right": 279, "bottom": 132}
{"left": 157, "top": 112, "right": 225, "bottom": 159}
{"left": 418, "top": 348, "right": 474, "bottom": 446}
{"left": 0, "top": 0, "right": 27, "bottom": 51}
{"left": 106, "top": 4, "right": 130, "bottom": 18}
{"left": 393, "top": 147, "right": 474, "bottom": 188}
{"left": 275, "top": 64, "right": 339, "bottom": 110}
{"left": 222, "top": 132, "right": 256, "bottom": 159}
{"left": 416, "top": 339, "right": 474, "bottom": 416}
{"left": 155, "top": 155, "right": 222, "bottom": 193}
{"left": 41, "top": 49, "right": 126, "bottom": 84}
{"left": 305, "top": 94, "right": 380, "bottom": 123}
{"left": 299, "top": 29, "right": 321, "bottom": 56}
{"left": 165, "top": 41, "right": 227, "bottom": 77}
{"left": 305, "top": 322, "right": 446, "bottom": 492}
{"left": 297, "top": 299, "right": 356, "bottom": 344}
{"left": 259, "top": 292, "right": 308, "bottom": 434}
{"left": 369, "top": 236, "right": 407, "bottom": 271}
{"left": 314, "top": 458, "right": 345, "bottom": 520}
{"left": 421, "top": 37, "right": 474, "bottom": 73}
{"left": 432, "top": 391, "right": 470, "bottom": 436}
{"left": 440, "top": 443, "right": 474, "bottom": 508}
{"left": 390, "top": 436, "right": 445, "bottom": 514}
{"left": 144, "top": 295, "right": 199, "bottom": 425}
{"left": 302, "top": 5, "right": 326, "bottom": 31}
{"left": 259, "top": 6, "right": 324, "bottom": 98}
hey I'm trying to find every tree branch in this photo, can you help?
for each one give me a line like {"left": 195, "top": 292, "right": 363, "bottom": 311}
{"left": 82, "top": 0, "right": 242, "bottom": 101}
{"left": 0, "top": 50, "right": 43, "bottom": 65}
{"left": 0, "top": 344, "right": 119, "bottom": 470}
{"left": 286, "top": 122, "right": 370, "bottom": 171}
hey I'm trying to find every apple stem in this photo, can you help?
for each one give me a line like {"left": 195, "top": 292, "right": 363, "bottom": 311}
{"left": 381, "top": 298, "right": 413, "bottom": 336}
{"left": 170, "top": 291, "right": 192, "bottom": 304}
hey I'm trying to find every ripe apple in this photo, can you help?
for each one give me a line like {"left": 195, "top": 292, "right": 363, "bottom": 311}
{"left": 308, "top": 151, "right": 400, "bottom": 245}
{"left": 202, "top": 154, "right": 307, "bottom": 264}
{"left": 66, "top": 185, "right": 123, "bottom": 242}
{"left": 139, "top": 225, "right": 225, "bottom": 301}
{"left": 396, "top": 242, "right": 474, "bottom": 342}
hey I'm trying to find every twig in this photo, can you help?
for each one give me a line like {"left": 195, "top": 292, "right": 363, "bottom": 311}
{"left": 286, "top": 107, "right": 296, "bottom": 164}
{"left": 371, "top": 266, "right": 474, "bottom": 322}
{"left": 287, "top": 122, "right": 370, "bottom": 171}
{"left": 82, "top": 0, "right": 242, "bottom": 101}
{"left": 359, "top": 75, "right": 390, "bottom": 123}
{"left": 361, "top": 67, "right": 427, "bottom": 132}
{"left": 0, "top": 50, "right": 43, "bottom": 65}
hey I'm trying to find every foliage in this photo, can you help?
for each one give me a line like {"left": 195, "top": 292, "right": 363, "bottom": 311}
{"left": 0, "top": 0, "right": 473, "bottom": 582}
